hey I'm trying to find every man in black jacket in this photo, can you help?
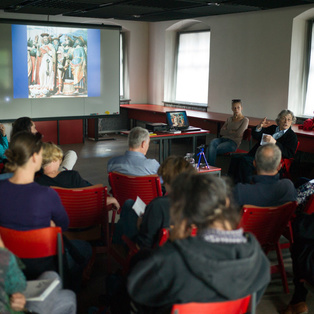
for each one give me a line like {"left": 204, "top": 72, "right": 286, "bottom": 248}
{"left": 228, "top": 109, "right": 298, "bottom": 184}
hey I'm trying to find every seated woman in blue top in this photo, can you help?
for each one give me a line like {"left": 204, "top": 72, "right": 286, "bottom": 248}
{"left": 206, "top": 99, "right": 249, "bottom": 166}
{"left": 0, "top": 132, "right": 91, "bottom": 290}
{"left": 0, "top": 123, "right": 8, "bottom": 162}
{"left": 0, "top": 132, "right": 69, "bottom": 232}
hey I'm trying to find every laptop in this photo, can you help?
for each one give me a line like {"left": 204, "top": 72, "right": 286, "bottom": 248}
{"left": 165, "top": 111, "right": 201, "bottom": 132}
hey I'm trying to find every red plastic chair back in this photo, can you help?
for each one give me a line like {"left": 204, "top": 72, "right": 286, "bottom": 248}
{"left": 52, "top": 184, "right": 107, "bottom": 229}
{"left": 109, "top": 172, "right": 162, "bottom": 206}
{"left": 304, "top": 194, "right": 314, "bottom": 215}
{"left": 0, "top": 226, "right": 63, "bottom": 258}
{"left": 239, "top": 201, "right": 297, "bottom": 252}
{"left": 281, "top": 141, "right": 299, "bottom": 179}
{"left": 158, "top": 228, "right": 170, "bottom": 246}
{"left": 171, "top": 295, "right": 251, "bottom": 314}
{"left": 0, "top": 226, "right": 64, "bottom": 281}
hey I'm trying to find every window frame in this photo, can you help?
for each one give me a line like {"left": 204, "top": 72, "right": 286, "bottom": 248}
{"left": 173, "top": 29, "right": 210, "bottom": 108}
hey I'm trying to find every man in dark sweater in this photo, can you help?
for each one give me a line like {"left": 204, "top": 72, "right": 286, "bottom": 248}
{"left": 234, "top": 143, "right": 297, "bottom": 207}
{"left": 228, "top": 109, "right": 298, "bottom": 184}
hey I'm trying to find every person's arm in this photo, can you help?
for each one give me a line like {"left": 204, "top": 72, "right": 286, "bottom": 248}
{"left": 232, "top": 117, "right": 249, "bottom": 138}
{"left": 107, "top": 196, "right": 120, "bottom": 211}
{"left": 219, "top": 119, "right": 230, "bottom": 136}
{"left": 136, "top": 198, "right": 166, "bottom": 249}
{"left": 49, "top": 189, "right": 69, "bottom": 231}
{"left": 276, "top": 129, "right": 298, "bottom": 159}
{"left": 127, "top": 247, "right": 176, "bottom": 307}
{"left": 72, "top": 171, "right": 92, "bottom": 187}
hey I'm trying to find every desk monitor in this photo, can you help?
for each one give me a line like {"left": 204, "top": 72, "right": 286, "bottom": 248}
{"left": 166, "top": 111, "right": 189, "bottom": 130}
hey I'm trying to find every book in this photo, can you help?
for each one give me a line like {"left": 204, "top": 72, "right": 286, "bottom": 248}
{"left": 24, "top": 278, "right": 59, "bottom": 302}
{"left": 132, "top": 196, "right": 146, "bottom": 216}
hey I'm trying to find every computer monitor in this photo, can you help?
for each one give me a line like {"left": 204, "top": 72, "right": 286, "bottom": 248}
{"left": 166, "top": 111, "right": 189, "bottom": 130}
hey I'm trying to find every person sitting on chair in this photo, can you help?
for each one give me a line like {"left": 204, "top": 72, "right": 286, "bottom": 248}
{"left": 127, "top": 173, "right": 270, "bottom": 313}
{"left": 0, "top": 235, "right": 76, "bottom": 314}
{"left": 0, "top": 132, "right": 91, "bottom": 291}
{"left": 36, "top": 142, "right": 120, "bottom": 210}
{"left": 113, "top": 156, "right": 195, "bottom": 249}
{"left": 228, "top": 109, "right": 298, "bottom": 184}
{"left": 234, "top": 143, "right": 297, "bottom": 207}
{"left": 11, "top": 117, "right": 77, "bottom": 171}
{"left": 107, "top": 126, "right": 160, "bottom": 176}
{"left": 206, "top": 99, "right": 249, "bottom": 166}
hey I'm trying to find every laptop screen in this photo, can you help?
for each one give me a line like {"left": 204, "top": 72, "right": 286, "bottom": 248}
{"left": 166, "top": 111, "right": 189, "bottom": 129}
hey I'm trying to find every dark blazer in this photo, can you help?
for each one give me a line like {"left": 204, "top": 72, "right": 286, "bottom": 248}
{"left": 249, "top": 125, "right": 298, "bottom": 159}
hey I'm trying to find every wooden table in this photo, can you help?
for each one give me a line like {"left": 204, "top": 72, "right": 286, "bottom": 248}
{"left": 121, "top": 129, "right": 210, "bottom": 162}
{"left": 121, "top": 104, "right": 314, "bottom": 154}
{"left": 121, "top": 104, "right": 272, "bottom": 135}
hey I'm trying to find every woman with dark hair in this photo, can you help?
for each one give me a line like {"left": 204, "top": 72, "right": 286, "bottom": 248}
{"left": 127, "top": 173, "right": 270, "bottom": 313}
{"left": 0, "top": 132, "right": 68, "bottom": 232}
{"left": 0, "top": 132, "right": 91, "bottom": 290}
{"left": 113, "top": 156, "right": 195, "bottom": 249}
{"left": 11, "top": 117, "right": 77, "bottom": 171}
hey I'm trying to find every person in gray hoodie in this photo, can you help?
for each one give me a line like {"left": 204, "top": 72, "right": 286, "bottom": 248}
{"left": 127, "top": 173, "right": 270, "bottom": 313}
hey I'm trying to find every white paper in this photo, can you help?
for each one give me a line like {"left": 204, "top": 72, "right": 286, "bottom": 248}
{"left": 260, "top": 133, "right": 268, "bottom": 146}
{"left": 24, "top": 278, "right": 59, "bottom": 302}
{"left": 132, "top": 196, "right": 146, "bottom": 216}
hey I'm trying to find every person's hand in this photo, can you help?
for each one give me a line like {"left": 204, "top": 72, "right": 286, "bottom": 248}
{"left": 107, "top": 196, "right": 120, "bottom": 211}
{"left": 10, "top": 293, "right": 26, "bottom": 312}
{"left": 257, "top": 117, "right": 270, "bottom": 130}
{"left": 50, "top": 220, "right": 56, "bottom": 227}
{"left": 136, "top": 216, "right": 143, "bottom": 230}
{"left": 0, "top": 235, "right": 5, "bottom": 248}
{"left": 0, "top": 124, "right": 5, "bottom": 136}
{"left": 262, "top": 134, "right": 276, "bottom": 144}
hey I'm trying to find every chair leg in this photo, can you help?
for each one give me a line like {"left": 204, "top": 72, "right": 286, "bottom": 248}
{"left": 275, "top": 241, "right": 289, "bottom": 294}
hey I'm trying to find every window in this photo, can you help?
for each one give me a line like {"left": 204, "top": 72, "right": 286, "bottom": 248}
{"left": 304, "top": 21, "right": 314, "bottom": 116}
{"left": 174, "top": 31, "right": 210, "bottom": 105}
{"left": 120, "top": 32, "right": 124, "bottom": 98}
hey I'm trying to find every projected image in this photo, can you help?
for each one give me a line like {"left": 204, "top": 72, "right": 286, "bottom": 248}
{"left": 170, "top": 112, "right": 186, "bottom": 127}
{"left": 26, "top": 26, "right": 88, "bottom": 98}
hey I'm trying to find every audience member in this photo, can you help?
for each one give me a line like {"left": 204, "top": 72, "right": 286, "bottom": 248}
{"left": 11, "top": 117, "right": 77, "bottom": 171}
{"left": 228, "top": 109, "right": 298, "bottom": 183}
{"left": 113, "top": 156, "right": 195, "bottom": 249}
{"left": 36, "top": 142, "right": 120, "bottom": 210}
{"left": 281, "top": 212, "right": 314, "bottom": 314}
{"left": 107, "top": 126, "right": 160, "bottom": 176}
{"left": 234, "top": 144, "right": 297, "bottom": 207}
{"left": 0, "top": 123, "right": 8, "bottom": 163}
{"left": 0, "top": 132, "right": 91, "bottom": 290}
{"left": 0, "top": 235, "right": 76, "bottom": 314}
{"left": 206, "top": 99, "right": 249, "bottom": 166}
{"left": 127, "top": 173, "right": 270, "bottom": 313}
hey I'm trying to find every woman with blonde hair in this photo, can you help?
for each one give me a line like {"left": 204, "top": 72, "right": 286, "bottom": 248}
{"left": 36, "top": 142, "right": 120, "bottom": 210}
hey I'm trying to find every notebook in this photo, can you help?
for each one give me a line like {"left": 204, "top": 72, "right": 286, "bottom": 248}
{"left": 165, "top": 111, "right": 201, "bottom": 132}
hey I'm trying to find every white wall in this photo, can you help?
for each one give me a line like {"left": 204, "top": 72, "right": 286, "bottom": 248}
{"left": 1, "top": 4, "right": 314, "bottom": 119}
{"left": 0, "top": 11, "right": 149, "bottom": 107}
{"left": 147, "top": 4, "right": 314, "bottom": 119}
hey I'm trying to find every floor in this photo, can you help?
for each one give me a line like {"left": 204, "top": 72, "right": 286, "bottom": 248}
{"left": 60, "top": 133, "right": 314, "bottom": 314}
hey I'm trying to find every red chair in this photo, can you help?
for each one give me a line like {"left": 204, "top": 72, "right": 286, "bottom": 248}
{"left": 108, "top": 172, "right": 163, "bottom": 206}
{"left": 52, "top": 185, "right": 114, "bottom": 275}
{"left": 225, "top": 128, "right": 252, "bottom": 155}
{"left": 281, "top": 141, "right": 299, "bottom": 179}
{"left": 239, "top": 201, "right": 297, "bottom": 293}
{"left": 171, "top": 294, "right": 252, "bottom": 314}
{"left": 304, "top": 194, "right": 314, "bottom": 214}
{"left": 0, "top": 226, "right": 64, "bottom": 282}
